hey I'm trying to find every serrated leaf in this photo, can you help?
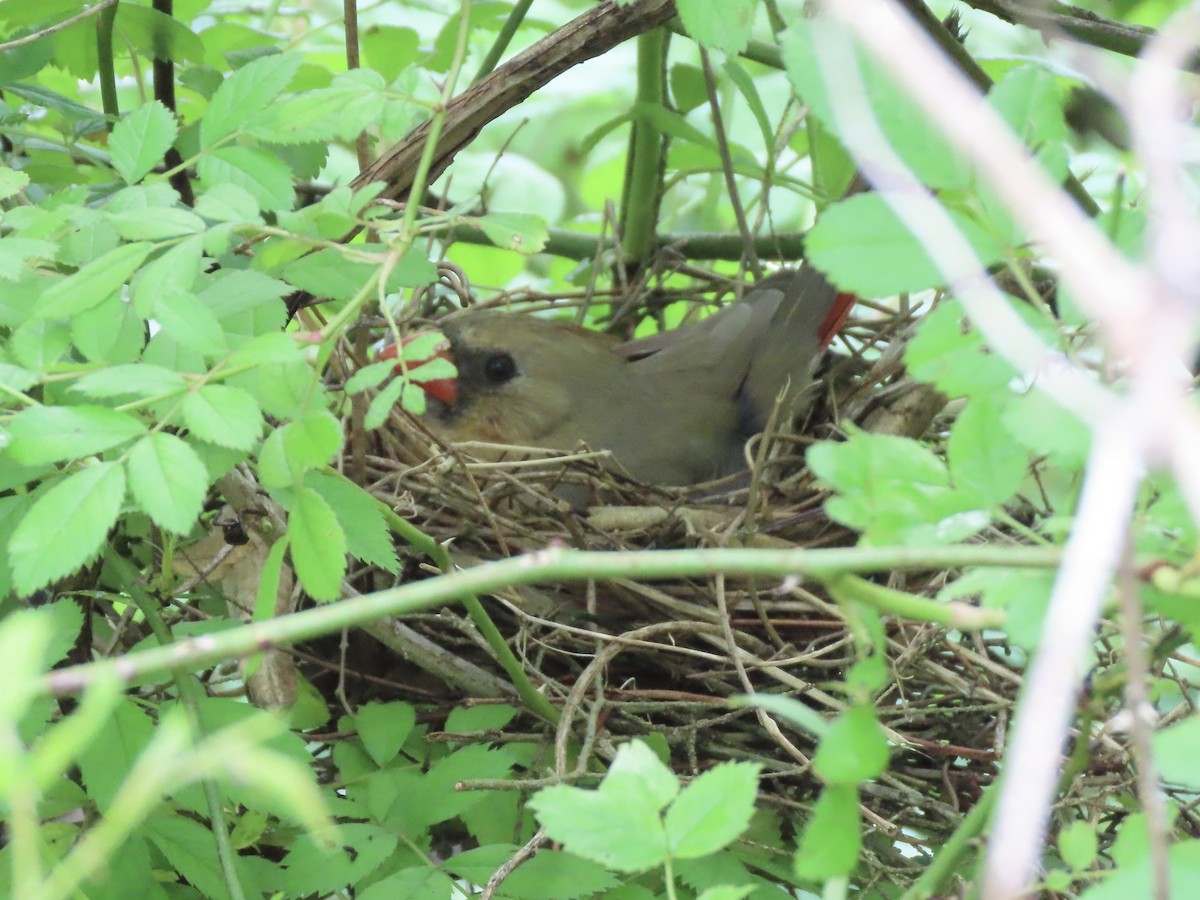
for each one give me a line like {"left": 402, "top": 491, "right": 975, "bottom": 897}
{"left": 195, "top": 183, "right": 263, "bottom": 223}
{"left": 289, "top": 486, "right": 346, "bottom": 601}
{"left": 200, "top": 52, "right": 303, "bottom": 146}
{"left": 7, "top": 405, "right": 144, "bottom": 465}
{"left": 109, "top": 208, "right": 206, "bottom": 241}
{"left": 0, "top": 166, "right": 30, "bottom": 201}
{"left": 249, "top": 69, "right": 386, "bottom": 144}
{"left": 806, "top": 193, "right": 1004, "bottom": 296}
{"left": 71, "top": 364, "right": 188, "bottom": 399}
{"left": 476, "top": 212, "right": 548, "bottom": 254}
{"left": 282, "top": 411, "right": 342, "bottom": 469}
{"left": 130, "top": 236, "right": 204, "bottom": 318}
{"left": 344, "top": 361, "right": 393, "bottom": 394}
{"left": 603, "top": 739, "right": 679, "bottom": 812}
{"left": 152, "top": 291, "right": 228, "bottom": 358}
{"left": 354, "top": 701, "right": 416, "bottom": 766}
{"left": 181, "top": 385, "right": 263, "bottom": 450}
{"left": 8, "top": 463, "right": 126, "bottom": 595}
{"left": 109, "top": 100, "right": 179, "bottom": 184}
{"left": 197, "top": 146, "right": 295, "bottom": 211}
{"left": 34, "top": 242, "right": 154, "bottom": 320}
{"left": 306, "top": 472, "right": 399, "bottom": 574}
{"left": 0, "top": 362, "right": 38, "bottom": 393}
{"left": 665, "top": 761, "right": 761, "bottom": 859}
{"left": 127, "top": 433, "right": 207, "bottom": 534}
{"left": 529, "top": 783, "right": 667, "bottom": 873}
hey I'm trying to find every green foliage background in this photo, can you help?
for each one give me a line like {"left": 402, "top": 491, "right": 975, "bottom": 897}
{"left": 2, "top": 0, "right": 1200, "bottom": 898}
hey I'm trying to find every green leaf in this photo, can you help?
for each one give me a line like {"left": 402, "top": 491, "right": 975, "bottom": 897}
{"left": 126, "top": 433, "right": 208, "bottom": 534}
{"left": 677, "top": 0, "right": 755, "bottom": 55}
{"left": 181, "top": 385, "right": 263, "bottom": 450}
{"left": 34, "top": 242, "right": 154, "bottom": 320}
{"left": 197, "top": 146, "right": 295, "bottom": 211}
{"left": 808, "top": 429, "right": 985, "bottom": 545}
{"left": 812, "top": 705, "right": 889, "bottom": 786}
{"left": 476, "top": 212, "right": 549, "bottom": 254}
{"left": 76, "top": 698, "right": 155, "bottom": 811}
{"left": 281, "top": 824, "right": 398, "bottom": 896}
{"left": 71, "top": 364, "right": 188, "bottom": 400}
{"left": 249, "top": 69, "right": 387, "bottom": 144}
{"left": 289, "top": 486, "right": 346, "bottom": 601}
{"left": 0, "top": 607, "right": 55, "bottom": 726}
{"left": 8, "top": 463, "right": 126, "bottom": 596}
{"left": 665, "top": 761, "right": 762, "bottom": 859}
{"left": 947, "top": 396, "right": 1028, "bottom": 509}
{"left": 904, "top": 299, "right": 1018, "bottom": 398}
{"left": 603, "top": 739, "right": 680, "bottom": 813}
{"left": 195, "top": 182, "right": 263, "bottom": 223}
{"left": 354, "top": 701, "right": 416, "bottom": 767}
{"left": 793, "top": 784, "right": 861, "bottom": 880}
{"left": 6, "top": 405, "right": 144, "bottom": 465}
{"left": 0, "top": 166, "right": 31, "bottom": 202}
{"left": 200, "top": 51, "right": 303, "bottom": 146}
{"left": 130, "top": 236, "right": 204, "bottom": 318}
{"left": 529, "top": 783, "right": 667, "bottom": 874}
{"left": 109, "top": 100, "right": 179, "bottom": 184}
{"left": 0, "top": 237, "right": 58, "bottom": 281}
{"left": 305, "top": 472, "right": 400, "bottom": 574}
{"left": 806, "top": 193, "right": 1004, "bottom": 296}
{"left": 463, "top": 849, "right": 620, "bottom": 900}
{"left": 1154, "top": 717, "right": 1200, "bottom": 790}
{"left": 152, "top": 290, "right": 229, "bottom": 358}
{"left": 144, "top": 810, "right": 229, "bottom": 898}
{"left": 781, "top": 19, "right": 969, "bottom": 191}
{"left": 109, "top": 208, "right": 206, "bottom": 241}
{"left": 282, "top": 411, "right": 342, "bottom": 470}
{"left": 1059, "top": 819, "right": 1099, "bottom": 871}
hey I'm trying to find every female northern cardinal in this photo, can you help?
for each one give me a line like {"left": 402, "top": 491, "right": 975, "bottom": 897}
{"left": 381, "top": 268, "right": 853, "bottom": 485}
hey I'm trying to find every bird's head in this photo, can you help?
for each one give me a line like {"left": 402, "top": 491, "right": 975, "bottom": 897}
{"left": 378, "top": 309, "right": 629, "bottom": 445}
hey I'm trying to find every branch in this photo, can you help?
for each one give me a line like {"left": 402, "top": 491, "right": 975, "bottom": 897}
{"left": 352, "top": 0, "right": 677, "bottom": 202}
{"left": 43, "top": 544, "right": 1061, "bottom": 697}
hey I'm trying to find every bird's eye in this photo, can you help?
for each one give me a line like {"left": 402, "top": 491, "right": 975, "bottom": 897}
{"left": 483, "top": 352, "right": 517, "bottom": 384}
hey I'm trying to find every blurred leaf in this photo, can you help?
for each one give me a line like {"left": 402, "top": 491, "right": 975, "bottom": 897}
{"left": 794, "top": 784, "right": 861, "bottom": 880}
{"left": 71, "top": 364, "right": 188, "bottom": 400}
{"left": 812, "top": 705, "right": 889, "bottom": 786}
{"left": 197, "top": 146, "right": 295, "bottom": 211}
{"left": 806, "top": 193, "right": 1004, "bottom": 296}
{"left": 948, "top": 395, "right": 1028, "bottom": 508}
{"left": 476, "top": 212, "right": 549, "bottom": 254}
{"left": 676, "top": 0, "right": 755, "bottom": 55}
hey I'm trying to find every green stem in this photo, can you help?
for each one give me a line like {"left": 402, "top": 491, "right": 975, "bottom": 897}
{"left": 379, "top": 503, "right": 560, "bottom": 724}
{"left": 104, "top": 550, "right": 248, "bottom": 900}
{"left": 45, "top": 544, "right": 1062, "bottom": 697}
{"left": 901, "top": 785, "right": 996, "bottom": 900}
{"left": 620, "top": 28, "right": 668, "bottom": 267}
{"left": 822, "top": 574, "right": 1005, "bottom": 630}
{"left": 472, "top": 0, "right": 533, "bottom": 83}
{"left": 96, "top": 0, "right": 120, "bottom": 127}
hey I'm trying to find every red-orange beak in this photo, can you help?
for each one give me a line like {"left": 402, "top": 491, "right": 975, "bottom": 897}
{"left": 379, "top": 333, "right": 459, "bottom": 407}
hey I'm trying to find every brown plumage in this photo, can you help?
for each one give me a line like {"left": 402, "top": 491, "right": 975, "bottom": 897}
{"left": 382, "top": 268, "right": 854, "bottom": 485}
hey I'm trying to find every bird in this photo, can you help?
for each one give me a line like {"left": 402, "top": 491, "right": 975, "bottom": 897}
{"left": 379, "top": 268, "right": 854, "bottom": 486}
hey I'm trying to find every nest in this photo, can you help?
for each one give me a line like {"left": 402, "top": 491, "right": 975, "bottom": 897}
{"left": 308, "top": 277, "right": 1142, "bottom": 890}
